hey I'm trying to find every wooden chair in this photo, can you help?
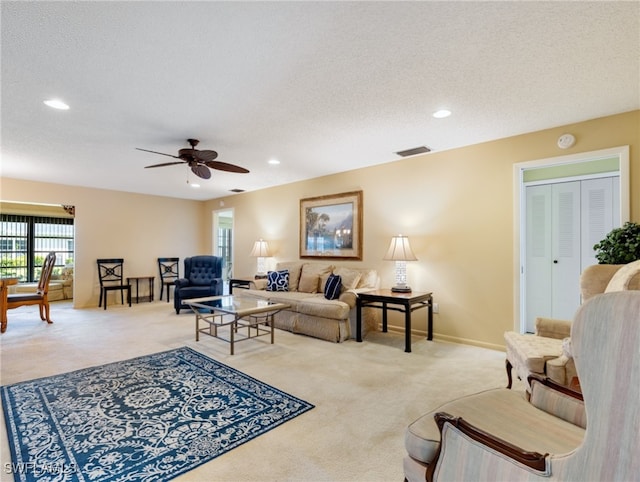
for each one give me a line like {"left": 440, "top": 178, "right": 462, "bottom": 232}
{"left": 97, "top": 258, "right": 131, "bottom": 310}
{"left": 157, "top": 257, "right": 179, "bottom": 302}
{"left": 7, "top": 251, "right": 57, "bottom": 325}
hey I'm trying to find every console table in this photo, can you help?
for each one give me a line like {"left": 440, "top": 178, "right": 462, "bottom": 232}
{"left": 126, "top": 276, "right": 155, "bottom": 303}
{"left": 356, "top": 289, "right": 433, "bottom": 353}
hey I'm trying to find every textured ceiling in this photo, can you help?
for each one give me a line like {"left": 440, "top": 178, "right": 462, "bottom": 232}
{"left": 1, "top": 1, "right": 639, "bottom": 201}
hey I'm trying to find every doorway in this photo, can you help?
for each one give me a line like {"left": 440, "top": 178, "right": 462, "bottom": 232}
{"left": 213, "top": 209, "right": 234, "bottom": 294}
{"left": 514, "top": 146, "right": 630, "bottom": 332}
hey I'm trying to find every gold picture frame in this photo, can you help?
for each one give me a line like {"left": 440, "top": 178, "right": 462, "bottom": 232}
{"left": 300, "top": 190, "right": 363, "bottom": 260}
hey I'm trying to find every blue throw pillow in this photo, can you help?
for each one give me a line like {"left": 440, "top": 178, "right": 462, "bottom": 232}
{"left": 324, "top": 274, "right": 342, "bottom": 300}
{"left": 267, "top": 270, "right": 289, "bottom": 292}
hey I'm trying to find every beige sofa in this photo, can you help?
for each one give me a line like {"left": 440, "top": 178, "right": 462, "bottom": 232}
{"left": 8, "top": 266, "right": 74, "bottom": 301}
{"left": 238, "top": 261, "right": 380, "bottom": 342}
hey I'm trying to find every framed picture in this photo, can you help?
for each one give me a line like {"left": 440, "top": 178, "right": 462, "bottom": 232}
{"left": 300, "top": 190, "right": 363, "bottom": 260}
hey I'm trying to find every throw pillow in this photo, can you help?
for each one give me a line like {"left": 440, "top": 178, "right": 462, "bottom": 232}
{"left": 267, "top": 270, "right": 289, "bottom": 292}
{"left": 275, "top": 262, "right": 303, "bottom": 291}
{"left": 333, "top": 267, "right": 362, "bottom": 290}
{"left": 324, "top": 274, "right": 342, "bottom": 300}
{"left": 604, "top": 259, "right": 640, "bottom": 292}
{"left": 298, "top": 272, "right": 320, "bottom": 293}
{"left": 356, "top": 269, "right": 378, "bottom": 288}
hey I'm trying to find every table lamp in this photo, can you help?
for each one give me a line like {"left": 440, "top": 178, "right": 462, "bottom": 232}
{"left": 250, "top": 239, "right": 271, "bottom": 277}
{"left": 383, "top": 235, "right": 417, "bottom": 292}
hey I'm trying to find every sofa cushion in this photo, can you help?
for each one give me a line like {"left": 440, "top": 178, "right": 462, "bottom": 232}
{"left": 298, "top": 272, "right": 319, "bottom": 293}
{"left": 333, "top": 267, "right": 362, "bottom": 290}
{"left": 267, "top": 270, "right": 289, "bottom": 291}
{"left": 296, "top": 295, "right": 351, "bottom": 319}
{"left": 405, "top": 388, "right": 584, "bottom": 467}
{"left": 275, "top": 262, "right": 303, "bottom": 291}
{"left": 324, "top": 274, "right": 342, "bottom": 300}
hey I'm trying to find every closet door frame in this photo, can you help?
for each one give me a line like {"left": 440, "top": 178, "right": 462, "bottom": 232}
{"left": 513, "top": 145, "right": 630, "bottom": 333}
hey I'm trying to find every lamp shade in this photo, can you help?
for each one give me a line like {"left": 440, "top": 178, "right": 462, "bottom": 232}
{"left": 383, "top": 235, "right": 417, "bottom": 261}
{"left": 250, "top": 239, "right": 271, "bottom": 257}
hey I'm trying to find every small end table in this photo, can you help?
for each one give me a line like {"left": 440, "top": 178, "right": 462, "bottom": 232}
{"left": 229, "top": 276, "right": 267, "bottom": 294}
{"left": 356, "top": 289, "right": 433, "bottom": 353}
{"left": 126, "top": 276, "right": 155, "bottom": 303}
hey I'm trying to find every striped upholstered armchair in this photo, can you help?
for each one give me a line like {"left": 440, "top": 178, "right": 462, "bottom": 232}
{"left": 404, "top": 291, "right": 640, "bottom": 482}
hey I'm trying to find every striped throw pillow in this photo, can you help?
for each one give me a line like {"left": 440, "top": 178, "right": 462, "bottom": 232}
{"left": 324, "top": 274, "right": 342, "bottom": 300}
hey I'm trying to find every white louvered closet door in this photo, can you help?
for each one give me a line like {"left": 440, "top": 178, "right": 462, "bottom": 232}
{"left": 524, "top": 177, "right": 618, "bottom": 333}
{"left": 550, "top": 181, "right": 581, "bottom": 323}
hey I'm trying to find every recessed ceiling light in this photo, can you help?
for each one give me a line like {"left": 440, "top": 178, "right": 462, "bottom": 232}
{"left": 268, "top": 159, "right": 280, "bottom": 165}
{"left": 44, "top": 99, "right": 70, "bottom": 110}
{"left": 433, "top": 109, "right": 451, "bottom": 118}
{"left": 190, "top": 183, "right": 200, "bottom": 188}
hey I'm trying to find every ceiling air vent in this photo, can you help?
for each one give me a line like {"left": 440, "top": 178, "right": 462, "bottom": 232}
{"left": 395, "top": 146, "right": 431, "bottom": 157}
{"left": 230, "top": 189, "right": 245, "bottom": 193}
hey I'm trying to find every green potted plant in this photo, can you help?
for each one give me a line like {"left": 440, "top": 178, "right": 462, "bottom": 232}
{"left": 593, "top": 221, "right": 640, "bottom": 264}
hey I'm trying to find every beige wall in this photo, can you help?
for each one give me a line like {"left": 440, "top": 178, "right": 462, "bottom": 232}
{"left": 0, "top": 180, "right": 205, "bottom": 308}
{"left": 205, "top": 110, "right": 639, "bottom": 349}
{"left": 2, "top": 110, "right": 638, "bottom": 347}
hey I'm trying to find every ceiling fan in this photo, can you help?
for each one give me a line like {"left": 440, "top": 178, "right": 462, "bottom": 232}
{"left": 137, "top": 139, "right": 250, "bottom": 180}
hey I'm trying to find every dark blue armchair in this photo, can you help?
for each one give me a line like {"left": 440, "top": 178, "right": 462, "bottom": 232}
{"left": 174, "top": 255, "right": 224, "bottom": 314}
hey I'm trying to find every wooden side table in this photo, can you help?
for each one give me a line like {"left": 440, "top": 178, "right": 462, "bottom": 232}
{"left": 356, "top": 289, "right": 433, "bottom": 352}
{"left": 229, "top": 278, "right": 253, "bottom": 294}
{"left": 229, "top": 276, "right": 267, "bottom": 294}
{"left": 126, "top": 276, "right": 155, "bottom": 303}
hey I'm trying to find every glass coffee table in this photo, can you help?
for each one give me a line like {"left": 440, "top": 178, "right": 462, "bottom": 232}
{"left": 185, "top": 295, "right": 289, "bottom": 355}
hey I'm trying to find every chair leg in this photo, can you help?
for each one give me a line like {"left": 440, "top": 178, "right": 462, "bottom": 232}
{"left": 40, "top": 302, "right": 53, "bottom": 324}
{"left": 99, "top": 289, "right": 104, "bottom": 309}
{"left": 127, "top": 287, "right": 132, "bottom": 307}
{"left": 505, "top": 359, "right": 513, "bottom": 389}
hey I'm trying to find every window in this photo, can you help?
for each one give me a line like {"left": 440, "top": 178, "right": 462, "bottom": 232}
{"left": 0, "top": 214, "right": 74, "bottom": 281}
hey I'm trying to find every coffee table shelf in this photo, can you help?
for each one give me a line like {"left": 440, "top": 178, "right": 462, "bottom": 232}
{"left": 186, "top": 295, "right": 289, "bottom": 355}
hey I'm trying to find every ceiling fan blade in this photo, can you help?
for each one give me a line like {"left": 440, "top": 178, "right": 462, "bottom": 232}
{"left": 144, "top": 161, "right": 186, "bottom": 169}
{"left": 136, "top": 148, "right": 180, "bottom": 159}
{"left": 204, "top": 160, "right": 250, "bottom": 173}
{"left": 194, "top": 150, "right": 218, "bottom": 162}
{"left": 192, "top": 164, "right": 211, "bottom": 179}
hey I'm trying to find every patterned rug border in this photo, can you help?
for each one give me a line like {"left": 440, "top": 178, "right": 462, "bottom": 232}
{"left": 2, "top": 346, "right": 315, "bottom": 482}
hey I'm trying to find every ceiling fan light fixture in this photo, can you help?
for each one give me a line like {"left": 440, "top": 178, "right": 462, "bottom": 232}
{"left": 268, "top": 159, "right": 280, "bottom": 165}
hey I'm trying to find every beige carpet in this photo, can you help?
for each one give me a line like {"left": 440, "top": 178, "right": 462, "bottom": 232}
{"left": 0, "top": 300, "right": 523, "bottom": 482}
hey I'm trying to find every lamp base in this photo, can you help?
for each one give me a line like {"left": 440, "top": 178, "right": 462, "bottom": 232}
{"left": 391, "top": 286, "right": 412, "bottom": 293}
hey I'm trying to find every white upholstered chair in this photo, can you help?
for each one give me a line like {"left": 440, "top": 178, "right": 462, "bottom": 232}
{"left": 404, "top": 290, "right": 640, "bottom": 482}
{"left": 504, "top": 260, "right": 640, "bottom": 388}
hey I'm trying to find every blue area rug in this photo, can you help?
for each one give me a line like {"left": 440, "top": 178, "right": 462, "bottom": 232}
{"left": 1, "top": 347, "right": 314, "bottom": 481}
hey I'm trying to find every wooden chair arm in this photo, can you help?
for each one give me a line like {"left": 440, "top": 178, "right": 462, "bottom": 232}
{"left": 426, "top": 412, "right": 547, "bottom": 482}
